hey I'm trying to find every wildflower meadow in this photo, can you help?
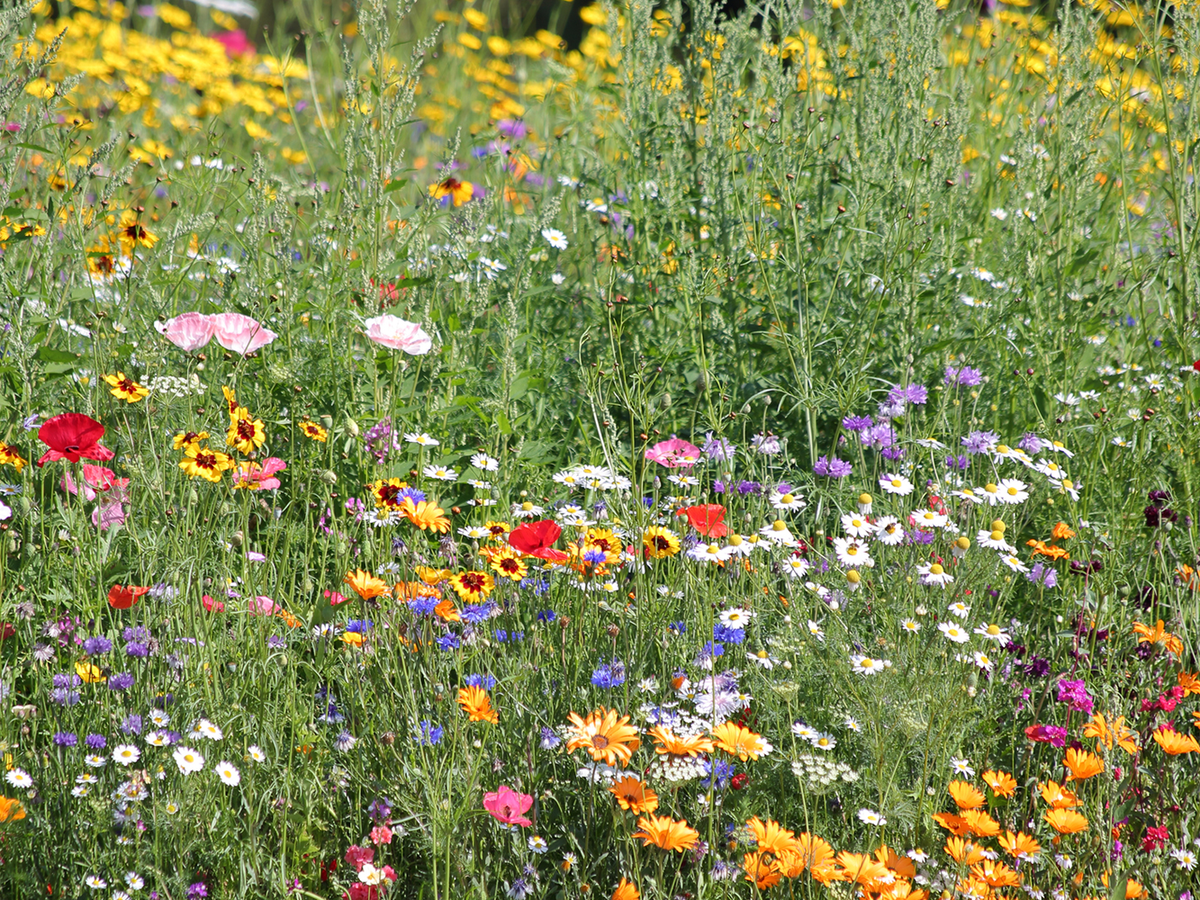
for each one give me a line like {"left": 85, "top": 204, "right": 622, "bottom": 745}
{"left": 2, "top": 0, "right": 1200, "bottom": 896}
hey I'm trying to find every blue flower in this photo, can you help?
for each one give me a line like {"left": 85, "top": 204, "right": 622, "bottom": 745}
{"left": 413, "top": 720, "right": 444, "bottom": 746}
{"left": 464, "top": 673, "right": 496, "bottom": 689}
{"left": 590, "top": 658, "right": 626, "bottom": 689}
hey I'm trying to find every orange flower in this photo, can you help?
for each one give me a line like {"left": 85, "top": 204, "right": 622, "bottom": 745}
{"left": 647, "top": 725, "right": 713, "bottom": 757}
{"left": 414, "top": 566, "right": 451, "bottom": 585}
{"left": 609, "top": 776, "right": 658, "bottom": 814}
{"left": 747, "top": 816, "right": 798, "bottom": 857}
{"left": 970, "top": 860, "right": 1020, "bottom": 888}
{"left": 1152, "top": 727, "right": 1200, "bottom": 755}
{"left": 1050, "top": 522, "right": 1076, "bottom": 540}
{"left": 875, "top": 846, "right": 916, "bottom": 879}
{"left": 932, "top": 812, "right": 971, "bottom": 836}
{"left": 948, "top": 780, "right": 986, "bottom": 810}
{"left": 395, "top": 581, "right": 441, "bottom": 601}
{"left": 834, "top": 851, "right": 891, "bottom": 886}
{"left": 742, "top": 851, "right": 783, "bottom": 889}
{"left": 1083, "top": 713, "right": 1139, "bottom": 754}
{"left": 611, "top": 878, "right": 639, "bottom": 900}
{"left": 565, "top": 708, "right": 641, "bottom": 766}
{"left": 631, "top": 814, "right": 699, "bottom": 852}
{"left": 710, "top": 721, "right": 772, "bottom": 760}
{"left": 400, "top": 498, "right": 451, "bottom": 533}
{"left": 1177, "top": 565, "right": 1200, "bottom": 590}
{"left": 1043, "top": 808, "right": 1088, "bottom": 834}
{"left": 780, "top": 832, "right": 834, "bottom": 878}
{"left": 457, "top": 686, "right": 498, "bottom": 724}
{"left": 433, "top": 599, "right": 461, "bottom": 622}
{"left": 981, "top": 769, "right": 1017, "bottom": 797}
{"left": 1063, "top": 748, "right": 1104, "bottom": 781}
{"left": 1038, "top": 780, "right": 1080, "bottom": 808}
{"left": 1179, "top": 672, "right": 1200, "bottom": 697}
{"left": 1026, "top": 539, "right": 1069, "bottom": 560}
{"left": 998, "top": 830, "right": 1041, "bottom": 861}
{"left": 344, "top": 569, "right": 389, "bottom": 600}
{"left": 945, "top": 836, "right": 987, "bottom": 865}
{"left": 1103, "top": 872, "right": 1148, "bottom": 899}
{"left": 1132, "top": 620, "right": 1184, "bottom": 656}
{"left": 0, "top": 797, "right": 25, "bottom": 822}
{"left": 962, "top": 809, "right": 1001, "bottom": 837}
{"left": 448, "top": 570, "right": 495, "bottom": 603}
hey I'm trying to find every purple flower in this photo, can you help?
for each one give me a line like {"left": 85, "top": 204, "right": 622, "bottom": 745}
{"left": 109, "top": 672, "right": 135, "bottom": 691}
{"left": 842, "top": 415, "right": 873, "bottom": 433}
{"left": 368, "top": 797, "right": 393, "bottom": 821}
{"left": 82, "top": 636, "right": 113, "bottom": 655}
{"left": 1057, "top": 678, "right": 1094, "bottom": 714}
{"left": 86, "top": 732, "right": 108, "bottom": 748}
{"left": 119, "top": 716, "right": 141, "bottom": 736}
{"left": 908, "top": 529, "right": 936, "bottom": 545}
{"left": 862, "top": 423, "right": 897, "bottom": 450}
{"left": 945, "top": 454, "right": 969, "bottom": 471}
{"left": 961, "top": 430, "right": 999, "bottom": 455}
{"left": 701, "top": 432, "right": 736, "bottom": 462}
{"left": 186, "top": 883, "right": 208, "bottom": 900}
{"left": 750, "top": 433, "right": 781, "bottom": 455}
{"left": 736, "top": 480, "right": 762, "bottom": 495}
{"left": 590, "top": 658, "right": 626, "bottom": 689}
{"left": 880, "top": 445, "right": 905, "bottom": 460}
{"left": 539, "top": 727, "right": 561, "bottom": 749}
{"left": 436, "top": 634, "right": 461, "bottom": 652}
{"left": 52, "top": 731, "right": 77, "bottom": 747}
{"left": 813, "top": 456, "right": 852, "bottom": 478}
{"left": 1017, "top": 432, "right": 1047, "bottom": 454}
{"left": 1027, "top": 562, "right": 1058, "bottom": 588}
{"left": 888, "top": 383, "right": 928, "bottom": 405}
{"left": 944, "top": 366, "right": 983, "bottom": 387}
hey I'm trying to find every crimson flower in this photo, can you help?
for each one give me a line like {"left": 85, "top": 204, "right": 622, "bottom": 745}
{"left": 36, "top": 413, "right": 114, "bottom": 466}
{"left": 108, "top": 585, "right": 151, "bottom": 610}
{"left": 680, "top": 504, "right": 728, "bottom": 538}
{"left": 508, "top": 519, "right": 569, "bottom": 562}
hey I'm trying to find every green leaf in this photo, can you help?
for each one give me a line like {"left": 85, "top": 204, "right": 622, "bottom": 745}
{"left": 1107, "top": 874, "right": 1127, "bottom": 900}
{"left": 35, "top": 346, "right": 77, "bottom": 364}
{"left": 495, "top": 411, "right": 512, "bottom": 435}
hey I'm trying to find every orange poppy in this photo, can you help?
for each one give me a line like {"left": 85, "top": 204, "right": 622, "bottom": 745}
{"left": 107, "top": 584, "right": 151, "bottom": 610}
{"left": 457, "top": 686, "right": 498, "bottom": 724}
{"left": 631, "top": 814, "right": 699, "bottom": 852}
{"left": 981, "top": 769, "right": 1017, "bottom": 797}
{"left": 1043, "top": 808, "right": 1089, "bottom": 834}
{"left": 565, "top": 708, "right": 641, "bottom": 766}
{"left": 710, "top": 721, "right": 772, "bottom": 760}
{"left": 609, "top": 776, "right": 658, "bottom": 814}
{"left": 1063, "top": 748, "right": 1104, "bottom": 781}
{"left": 948, "top": 780, "right": 986, "bottom": 810}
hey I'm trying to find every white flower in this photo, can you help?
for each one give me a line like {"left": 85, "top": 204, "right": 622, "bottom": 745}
{"left": 459, "top": 525, "right": 492, "bottom": 540}
{"left": 879, "top": 473, "right": 914, "bottom": 496}
{"left": 85, "top": 875, "right": 108, "bottom": 890}
{"left": 125, "top": 873, "right": 145, "bottom": 891}
{"left": 528, "top": 834, "right": 549, "bottom": 854}
{"left": 470, "top": 453, "right": 499, "bottom": 472}
{"left": 974, "top": 623, "right": 1011, "bottom": 643}
{"left": 215, "top": 760, "right": 241, "bottom": 786}
{"left": 746, "top": 649, "right": 778, "bottom": 669}
{"left": 997, "top": 479, "right": 1029, "bottom": 504}
{"left": 833, "top": 536, "right": 874, "bottom": 568}
{"left": 759, "top": 520, "right": 797, "bottom": 545}
{"left": 770, "top": 490, "right": 806, "bottom": 512}
{"left": 112, "top": 744, "right": 141, "bottom": 766}
{"left": 85, "top": 753, "right": 108, "bottom": 767}
{"left": 972, "top": 651, "right": 995, "bottom": 672}
{"left": 950, "top": 757, "right": 976, "bottom": 777}
{"left": 149, "top": 709, "right": 171, "bottom": 727}
{"left": 911, "top": 508, "right": 949, "bottom": 529}
{"left": 4, "top": 768, "right": 31, "bottom": 788}
{"left": 850, "top": 654, "right": 891, "bottom": 675}
{"left": 806, "top": 620, "right": 825, "bottom": 641}
{"left": 792, "top": 722, "right": 818, "bottom": 741}
{"left": 359, "top": 863, "right": 389, "bottom": 885}
{"left": 874, "top": 516, "right": 905, "bottom": 545}
{"left": 918, "top": 562, "right": 955, "bottom": 586}
{"left": 423, "top": 465, "right": 458, "bottom": 481}
{"left": 173, "top": 746, "right": 205, "bottom": 775}
{"left": 999, "top": 553, "right": 1029, "bottom": 573}
{"left": 977, "top": 529, "right": 1016, "bottom": 552}
{"left": 901, "top": 619, "right": 921, "bottom": 634}
{"left": 551, "top": 272, "right": 565, "bottom": 285}
{"left": 857, "top": 808, "right": 887, "bottom": 827}
{"left": 719, "top": 608, "right": 754, "bottom": 629}
{"left": 403, "top": 432, "right": 440, "bottom": 447}
{"left": 990, "top": 208, "right": 1008, "bottom": 221}
{"left": 688, "top": 542, "right": 732, "bottom": 563}
{"left": 1170, "top": 847, "right": 1198, "bottom": 870}
{"left": 844, "top": 717, "right": 861, "bottom": 732}
{"left": 541, "top": 228, "right": 568, "bottom": 250}
{"left": 193, "top": 718, "right": 223, "bottom": 741}
{"left": 811, "top": 733, "right": 837, "bottom": 751}
{"left": 841, "top": 513, "right": 875, "bottom": 538}
{"left": 781, "top": 556, "right": 810, "bottom": 578}
{"left": 938, "top": 622, "right": 970, "bottom": 644}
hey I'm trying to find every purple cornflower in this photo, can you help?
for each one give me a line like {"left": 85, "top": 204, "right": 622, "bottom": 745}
{"left": 412, "top": 721, "right": 444, "bottom": 745}
{"left": 1027, "top": 562, "right": 1058, "bottom": 588}
{"left": 1018, "top": 432, "right": 1048, "bottom": 454}
{"left": 750, "top": 433, "right": 781, "bottom": 455}
{"left": 961, "top": 430, "right": 999, "bottom": 455}
{"left": 813, "top": 456, "right": 852, "bottom": 478}
{"left": 842, "top": 415, "right": 873, "bottom": 433}
{"left": 186, "top": 882, "right": 208, "bottom": 900}
{"left": 109, "top": 672, "right": 135, "bottom": 691}
{"left": 267, "top": 635, "right": 288, "bottom": 649}
{"left": 888, "top": 383, "right": 928, "bottom": 405}
{"left": 736, "top": 480, "right": 762, "bottom": 495}
{"left": 944, "top": 366, "right": 983, "bottom": 387}
{"left": 701, "top": 432, "right": 736, "bottom": 462}
{"left": 539, "top": 727, "right": 561, "bottom": 749}
{"left": 464, "top": 673, "right": 497, "bottom": 689}
{"left": 880, "top": 445, "right": 905, "bottom": 461}
{"left": 82, "top": 636, "right": 113, "bottom": 655}
{"left": 120, "top": 716, "right": 141, "bottom": 736}
{"left": 52, "top": 731, "right": 77, "bottom": 747}
{"left": 862, "top": 423, "right": 897, "bottom": 450}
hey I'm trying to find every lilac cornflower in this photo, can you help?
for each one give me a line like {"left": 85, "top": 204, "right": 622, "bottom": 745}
{"left": 880, "top": 445, "right": 905, "bottom": 460}
{"left": 21, "top": 414, "right": 40, "bottom": 431}
{"left": 736, "top": 480, "right": 762, "bottom": 495}
{"left": 961, "top": 430, "right": 999, "bottom": 455}
{"left": 945, "top": 454, "right": 969, "bottom": 471}
{"left": 52, "top": 731, "right": 77, "bottom": 747}
{"left": 50, "top": 688, "right": 80, "bottom": 706}
{"left": 888, "top": 383, "right": 928, "bottom": 405}
{"left": 842, "top": 415, "right": 873, "bottom": 433}
{"left": 590, "top": 659, "right": 626, "bottom": 689}
{"left": 944, "top": 366, "right": 983, "bottom": 387}
{"left": 109, "top": 672, "right": 135, "bottom": 691}
{"left": 120, "top": 716, "right": 141, "bottom": 736}
{"left": 908, "top": 529, "right": 936, "bottom": 545}
{"left": 519, "top": 577, "right": 549, "bottom": 595}
{"left": 539, "top": 727, "right": 561, "bottom": 750}
{"left": 702, "top": 432, "right": 736, "bottom": 462}
{"left": 862, "top": 423, "right": 897, "bottom": 450}
{"left": 813, "top": 456, "right": 852, "bottom": 478}
{"left": 750, "top": 433, "right": 781, "bottom": 455}
{"left": 267, "top": 635, "right": 288, "bottom": 649}
{"left": 712, "top": 481, "right": 727, "bottom": 493}
{"left": 1027, "top": 562, "right": 1058, "bottom": 588}
{"left": 1018, "top": 432, "right": 1048, "bottom": 454}
{"left": 412, "top": 721, "right": 444, "bottom": 746}
{"left": 82, "top": 636, "right": 113, "bottom": 655}
{"left": 86, "top": 733, "right": 108, "bottom": 748}
{"left": 125, "top": 641, "right": 150, "bottom": 658}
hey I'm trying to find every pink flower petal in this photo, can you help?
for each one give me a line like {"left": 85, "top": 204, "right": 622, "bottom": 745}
{"left": 157, "top": 312, "right": 217, "bottom": 352}
{"left": 363, "top": 315, "right": 432, "bottom": 355}
{"left": 211, "top": 312, "right": 278, "bottom": 355}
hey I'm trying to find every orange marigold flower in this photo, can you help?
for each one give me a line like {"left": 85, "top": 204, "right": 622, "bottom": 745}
{"left": 611, "top": 877, "right": 639, "bottom": 900}
{"left": 948, "top": 780, "right": 986, "bottom": 810}
{"left": 932, "top": 812, "right": 971, "bottom": 836}
{"left": 1179, "top": 672, "right": 1200, "bottom": 697}
{"left": 1038, "top": 780, "right": 1080, "bottom": 808}
{"left": 647, "top": 725, "right": 713, "bottom": 757}
{"left": 998, "top": 830, "right": 1041, "bottom": 861}
{"left": 962, "top": 809, "right": 1001, "bottom": 837}
{"left": 742, "top": 851, "right": 783, "bottom": 889}
{"left": 565, "top": 707, "right": 641, "bottom": 767}
{"left": 609, "top": 776, "right": 658, "bottom": 814}
{"left": 1083, "top": 713, "right": 1139, "bottom": 754}
{"left": 981, "top": 769, "right": 1017, "bottom": 797}
{"left": 0, "top": 796, "right": 25, "bottom": 822}
{"left": 1063, "top": 747, "right": 1104, "bottom": 781}
{"left": 970, "top": 860, "right": 1020, "bottom": 888}
{"left": 875, "top": 846, "right": 916, "bottom": 879}
{"left": 834, "top": 851, "right": 891, "bottom": 886}
{"left": 433, "top": 599, "right": 460, "bottom": 622}
{"left": 710, "top": 721, "right": 773, "bottom": 760}
{"left": 1152, "top": 727, "right": 1200, "bottom": 755}
{"left": 1050, "top": 522, "right": 1076, "bottom": 541}
{"left": 401, "top": 498, "right": 451, "bottom": 533}
{"left": 344, "top": 568, "right": 390, "bottom": 600}
{"left": 631, "top": 814, "right": 699, "bottom": 852}
{"left": 1043, "top": 808, "right": 1088, "bottom": 834}
{"left": 1103, "top": 872, "right": 1149, "bottom": 900}
{"left": 781, "top": 832, "right": 835, "bottom": 878}
{"left": 457, "top": 685, "right": 498, "bottom": 724}
{"left": 395, "top": 581, "right": 441, "bottom": 601}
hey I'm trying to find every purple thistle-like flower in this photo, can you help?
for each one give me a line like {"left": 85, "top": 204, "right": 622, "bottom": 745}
{"left": 82, "top": 636, "right": 113, "bottom": 655}
{"left": 701, "top": 432, "right": 736, "bottom": 462}
{"left": 842, "top": 415, "right": 873, "bottom": 433}
{"left": 1017, "top": 432, "right": 1047, "bottom": 455}
{"left": 944, "top": 366, "right": 983, "bottom": 387}
{"left": 880, "top": 445, "right": 905, "bottom": 460}
{"left": 1027, "top": 562, "right": 1058, "bottom": 588}
{"left": 86, "top": 732, "right": 109, "bottom": 748}
{"left": 108, "top": 672, "right": 135, "bottom": 691}
{"left": 888, "top": 383, "right": 928, "bottom": 405}
{"left": 945, "top": 454, "right": 969, "bottom": 471}
{"left": 813, "top": 456, "right": 852, "bottom": 478}
{"left": 736, "top": 480, "right": 762, "bottom": 495}
{"left": 862, "top": 423, "right": 897, "bottom": 450}
{"left": 52, "top": 731, "right": 77, "bottom": 747}
{"left": 961, "top": 430, "right": 999, "bottom": 455}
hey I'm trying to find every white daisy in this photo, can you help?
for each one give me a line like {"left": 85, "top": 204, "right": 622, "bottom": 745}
{"left": 541, "top": 228, "right": 568, "bottom": 250}
{"left": 901, "top": 619, "right": 921, "bottom": 634}
{"left": 879, "top": 473, "right": 914, "bottom": 496}
{"left": 173, "top": 746, "right": 205, "bottom": 775}
{"left": 974, "top": 623, "right": 1011, "bottom": 643}
{"left": 977, "top": 528, "right": 1016, "bottom": 552}
{"left": 771, "top": 491, "right": 806, "bottom": 512}
{"left": 999, "top": 553, "right": 1029, "bottom": 573}
{"left": 849, "top": 654, "right": 891, "bottom": 675}
{"left": 470, "top": 453, "right": 500, "bottom": 472}
{"left": 833, "top": 537, "right": 874, "bottom": 568}
{"left": 918, "top": 562, "right": 955, "bottom": 586}
{"left": 811, "top": 733, "right": 837, "bottom": 751}
{"left": 403, "top": 432, "right": 440, "bottom": 447}
{"left": 422, "top": 465, "right": 458, "bottom": 482}
{"left": 792, "top": 722, "right": 818, "bottom": 741}
{"left": 719, "top": 608, "right": 755, "bottom": 629}
{"left": 746, "top": 649, "right": 778, "bottom": 669}
{"left": 874, "top": 516, "right": 906, "bottom": 546}
{"left": 688, "top": 542, "right": 732, "bottom": 564}
{"left": 857, "top": 808, "right": 887, "bottom": 827}
{"left": 972, "top": 651, "right": 995, "bottom": 672}
{"left": 247, "top": 745, "right": 266, "bottom": 763}
{"left": 841, "top": 513, "right": 875, "bottom": 538}
{"left": 996, "top": 479, "right": 1029, "bottom": 505}
{"left": 4, "top": 768, "right": 31, "bottom": 788}
{"left": 938, "top": 621, "right": 970, "bottom": 644}
{"left": 781, "top": 556, "right": 811, "bottom": 578}
{"left": 950, "top": 757, "right": 976, "bottom": 777}
{"left": 806, "top": 620, "right": 825, "bottom": 641}
{"left": 947, "top": 601, "right": 972, "bottom": 619}
{"left": 215, "top": 760, "right": 241, "bottom": 786}
{"left": 458, "top": 525, "right": 492, "bottom": 540}
{"left": 759, "top": 520, "right": 797, "bottom": 545}
{"left": 112, "top": 744, "right": 141, "bottom": 766}
{"left": 911, "top": 509, "right": 948, "bottom": 529}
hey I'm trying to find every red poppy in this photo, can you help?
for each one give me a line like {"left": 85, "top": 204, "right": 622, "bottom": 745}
{"left": 508, "top": 519, "right": 569, "bottom": 562}
{"left": 108, "top": 584, "right": 151, "bottom": 610}
{"left": 36, "top": 413, "right": 114, "bottom": 466}
{"left": 202, "top": 593, "right": 226, "bottom": 613}
{"left": 679, "top": 504, "right": 728, "bottom": 538}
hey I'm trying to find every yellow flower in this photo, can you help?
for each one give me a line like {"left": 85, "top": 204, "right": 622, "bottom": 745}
{"left": 299, "top": 420, "right": 328, "bottom": 442}
{"left": 0, "top": 442, "right": 27, "bottom": 473}
{"left": 102, "top": 371, "right": 149, "bottom": 403}
{"left": 172, "top": 431, "right": 209, "bottom": 451}
{"left": 179, "top": 444, "right": 234, "bottom": 483}
{"left": 117, "top": 210, "right": 158, "bottom": 252}
{"left": 429, "top": 176, "right": 474, "bottom": 206}
{"left": 227, "top": 408, "right": 266, "bottom": 455}
{"left": 75, "top": 660, "right": 106, "bottom": 684}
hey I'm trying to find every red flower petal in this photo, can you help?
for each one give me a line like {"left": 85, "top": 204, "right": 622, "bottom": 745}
{"left": 508, "top": 519, "right": 563, "bottom": 554}
{"left": 681, "top": 504, "right": 728, "bottom": 538}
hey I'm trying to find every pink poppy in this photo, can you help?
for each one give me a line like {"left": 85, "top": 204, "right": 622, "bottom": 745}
{"left": 92, "top": 500, "right": 127, "bottom": 531}
{"left": 482, "top": 784, "right": 534, "bottom": 828}
{"left": 232, "top": 457, "right": 286, "bottom": 491}
{"left": 202, "top": 594, "right": 226, "bottom": 613}
{"left": 645, "top": 436, "right": 701, "bottom": 468}
{"left": 325, "top": 590, "right": 350, "bottom": 606}
{"left": 157, "top": 312, "right": 217, "bottom": 352}
{"left": 211, "top": 312, "right": 278, "bottom": 355}
{"left": 363, "top": 315, "right": 432, "bottom": 355}
{"left": 248, "top": 596, "right": 282, "bottom": 616}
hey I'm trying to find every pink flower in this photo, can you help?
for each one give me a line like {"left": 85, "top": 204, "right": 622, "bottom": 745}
{"left": 344, "top": 845, "right": 374, "bottom": 871}
{"left": 363, "top": 315, "right": 432, "bottom": 355}
{"left": 369, "top": 825, "right": 393, "bottom": 845}
{"left": 482, "top": 784, "right": 534, "bottom": 828}
{"left": 232, "top": 457, "right": 286, "bottom": 491}
{"left": 202, "top": 594, "right": 226, "bottom": 613}
{"left": 210, "top": 312, "right": 278, "bottom": 355}
{"left": 247, "top": 596, "right": 282, "bottom": 616}
{"left": 213, "top": 28, "right": 255, "bottom": 57}
{"left": 156, "top": 312, "right": 217, "bottom": 352}
{"left": 325, "top": 590, "right": 350, "bottom": 605}
{"left": 93, "top": 500, "right": 127, "bottom": 531}
{"left": 644, "top": 436, "right": 702, "bottom": 468}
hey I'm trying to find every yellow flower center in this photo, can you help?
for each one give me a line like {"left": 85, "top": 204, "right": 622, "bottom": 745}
{"left": 772, "top": 520, "right": 786, "bottom": 532}
{"left": 729, "top": 534, "right": 743, "bottom": 546}
{"left": 984, "top": 483, "right": 998, "bottom": 493}
{"left": 781, "top": 493, "right": 794, "bottom": 503}
{"left": 858, "top": 493, "right": 872, "bottom": 506}
{"left": 955, "top": 537, "right": 970, "bottom": 550}
{"left": 890, "top": 479, "right": 903, "bottom": 488}
{"left": 861, "top": 658, "right": 874, "bottom": 667}
{"left": 987, "top": 624, "right": 1001, "bottom": 635}
{"left": 996, "top": 444, "right": 1009, "bottom": 454}
{"left": 1007, "top": 486, "right": 1019, "bottom": 496}
{"left": 846, "top": 569, "right": 861, "bottom": 584}
{"left": 991, "top": 519, "right": 1005, "bottom": 532}
{"left": 930, "top": 564, "right": 945, "bottom": 575}
{"left": 990, "top": 530, "right": 1004, "bottom": 542}
{"left": 521, "top": 501, "right": 533, "bottom": 511}
{"left": 707, "top": 544, "right": 720, "bottom": 554}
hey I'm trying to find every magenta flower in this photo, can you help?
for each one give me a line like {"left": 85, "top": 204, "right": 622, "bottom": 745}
{"left": 232, "top": 457, "right": 286, "bottom": 491}
{"left": 1024, "top": 724, "right": 1068, "bottom": 747}
{"left": 210, "top": 312, "right": 278, "bottom": 355}
{"left": 363, "top": 315, "right": 432, "bottom": 355}
{"left": 482, "top": 784, "right": 533, "bottom": 828}
{"left": 644, "top": 437, "right": 701, "bottom": 468}
{"left": 157, "top": 312, "right": 217, "bottom": 352}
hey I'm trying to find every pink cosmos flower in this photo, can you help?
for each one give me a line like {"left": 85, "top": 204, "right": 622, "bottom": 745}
{"left": 232, "top": 457, "right": 286, "bottom": 490}
{"left": 483, "top": 784, "right": 534, "bottom": 828}
{"left": 645, "top": 436, "right": 702, "bottom": 468}
{"left": 211, "top": 312, "right": 278, "bottom": 355}
{"left": 157, "top": 312, "right": 217, "bottom": 352}
{"left": 363, "top": 315, "right": 432, "bottom": 355}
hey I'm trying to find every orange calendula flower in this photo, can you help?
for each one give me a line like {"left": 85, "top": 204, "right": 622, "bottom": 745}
{"left": 1063, "top": 747, "right": 1104, "bottom": 781}
{"left": 998, "top": 830, "right": 1041, "bottom": 861}
{"left": 981, "top": 769, "right": 1017, "bottom": 797}
{"left": 0, "top": 442, "right": 28, "bottom": 472}
{"left": 1083, "top": 713, "right": 1139, "bottom": 754}
{"left": 1050, "top": 521, "right": 1076, "bottom": 540}
{"left": 565, "top": 707, "right": 641, "bottom": 766}
{"left": 1152, "top": 727, "right": 1200, "bottom": 755}
{"left": 102, "top": 371, "right": 149, "bottom": 403}
{"left": 646, "top": 725, "right": 713, "bottom": 758}
{"left": 611, "top": 877, "right": 639, "bottom": 900}
{"left": 415, "top": 566, "right": 452, "bottom": 585}
{"left": 945, "top": 836, "right": 988, "bottom": 865}
{"left": 457, "top": 685, "right": 498, "bottom": 724}
{"left": 1132, "top": 620, "right": 1184, "bottom": 656}
{"left": 401, "top": 498, "right": 451, "bottom": 533}
{"left": 609, "top": 775, "right": 658, "bottom": 814}
{"left": 784, "top": 832, "right": 835, "bottom": 878}
{"left": 1043, "top": 808, "right": 1088, "bottom": 834}
{"left": 341, "top": 631, "right": 364, "bottom": 648}
{"left": 948, "top": 780, "right": 986, "bottom": 810}
{"left": 1026, "top": 539, "right": 1069, "bottom": 560}
{"left": 932, "top": 812, "right": 971, "bottom": 836}
{"left": 631, "top": 814, "right": 699, "bottom": 852}
{"left": 344, "top": 569, "right": 390, "bottom": 600}
{"left": 971, "top": 860, "right": 1020, "bottom": 889}
{"left": 834, "top": 851, "right": 891, "bottom": 886}
{"left": 0, "top": 796, "right": 25, "bottom": 822}
{"left": 962, "top": 809, "right": 1001, "bottom": 837}
{"left": 747, "top": 817, "right": 799, "bottom": 858}
{"left": 429, "top": 176, "right": 474, "bottom": 206}
{"left": 1179, "top": 672, "right": 1200, "bottom": 697}
{"left": 448, "top": 570, "right": 495, "bottom": 603}
{"left": 710, "top": 721, "right": 773, "bottom": 760}
{"left": 433, "top": 599, "right": 461, "bottom": 622}
{"left": 1103, "top": 872, "right": 1148, "bottom": 900}
{"left": 742, "top": 851, "right": 783, "bottom": 889}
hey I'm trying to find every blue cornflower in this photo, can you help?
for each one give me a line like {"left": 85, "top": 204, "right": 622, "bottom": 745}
{"left": 590, "top": 658, "right": 626, "bottom": 689}
{"left": 109, "top": 672, "right": 135, "bottom": 691}
{"left": 82, "top": 636, "right": 113, "bottom": 655}
{"left": 539, "top": 727, "right": 561, "bottom": 749}
{"left": 536, "top": 609, "right": 557, "bottom": 623}
{"left": 412, "top": 720, "right": 444, "bottom": 746}
{"left": 436, "top": 634, "right": 461, "bottom": 652}
{"left": 465, "top": 673, "right": 497, "bottom": 689}
{"left": 410, "top": 596, "right": 440, "bottom": 616}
